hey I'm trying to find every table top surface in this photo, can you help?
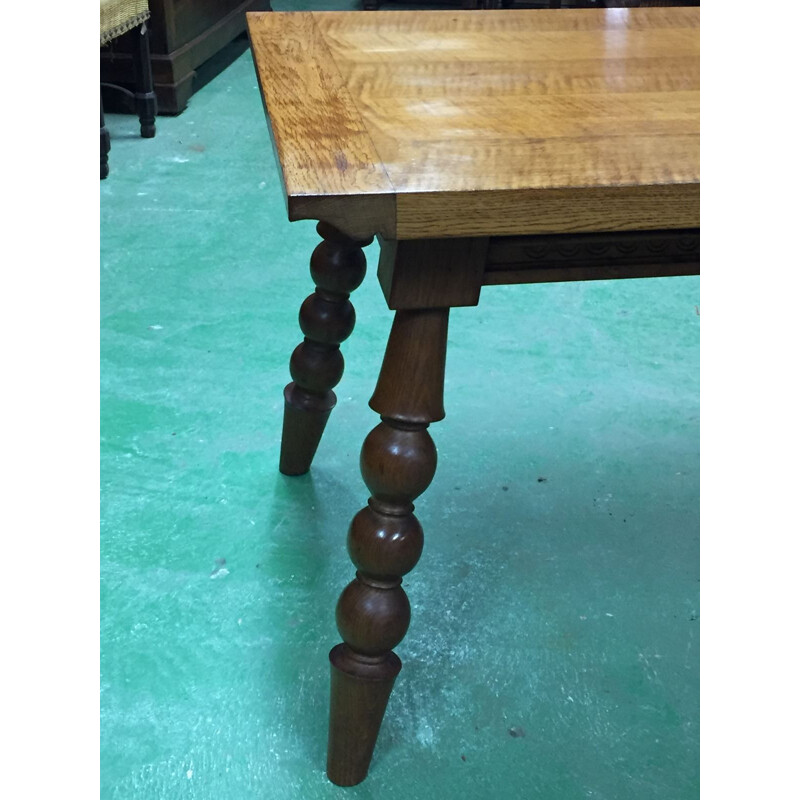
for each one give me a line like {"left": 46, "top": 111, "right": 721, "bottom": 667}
{"left": 248, "top": 8, "right": 699, "bottom": 241}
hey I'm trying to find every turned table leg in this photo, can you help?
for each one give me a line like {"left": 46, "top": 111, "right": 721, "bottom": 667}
{"left": 280, "top": 222, "right": 373, "bottom": 476}
{"left": 327, "top": 307, "right": 449, "bottom": 786}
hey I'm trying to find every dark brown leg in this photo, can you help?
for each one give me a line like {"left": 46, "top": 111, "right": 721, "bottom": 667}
{"left": 280, "top": 222, "right": 372, "bottom": 476}
{"left": 132, "top": 23, "right": 157, "bottom": 138}
{"left": 327, "top": 307, "right": 449, "bottom": 786}
{"left": 101, "top": 92, "right": 110, "bottom": 179}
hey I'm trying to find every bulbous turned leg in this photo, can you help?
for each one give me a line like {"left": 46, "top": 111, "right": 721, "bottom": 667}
{"left": 327, "top": 308, "right": 449, "bottom": 786}
{"left": 280, "top": 222, "right": 373, "bottom": 476}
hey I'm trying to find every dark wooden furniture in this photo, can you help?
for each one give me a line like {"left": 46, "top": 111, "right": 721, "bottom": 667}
{"left": 497, "top": 1, "right": 700, "bottom": 7}
{"left": 248, "top": 7, "right": 699, "bottom": 786}
{"left": 364, "top": 2, "right": 484, "bottom": 9}
{"left": 365, "top": 1, "right": 701, "bottom": 8}
{"left": 101, "top": 0, "right": 271, "bottom": 115}
{"left": 364, "top": 1, "right": 506, "bottom": 8}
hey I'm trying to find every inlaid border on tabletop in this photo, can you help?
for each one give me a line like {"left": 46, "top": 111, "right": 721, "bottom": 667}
{"left": 247, "top": 11, "right": 396, "bottom": 240}
{"left": 247, "top": 8, "right": 700, "bottom": 241}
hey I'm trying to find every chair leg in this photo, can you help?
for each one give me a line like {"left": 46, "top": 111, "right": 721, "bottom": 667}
{"left": 131, "top": 23, "right": 157, "bottom": 138}
{"left": 101, "top": 91, "right": 110, "bottom": 179}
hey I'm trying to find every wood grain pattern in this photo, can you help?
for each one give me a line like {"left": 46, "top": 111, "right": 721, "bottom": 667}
{"left": 248, "top": 8, "right": 699, "bottom": 239}
{"left": 377, "top": 236, "right": 489, "bottom": 309}
{"left": 279, "top": 223, "right": 372, "bottom": 476}
{"left": 328, "top": 307, "right": 450, "bottom": 785}
{"left": 247, "top": 12, "right": 395, "bottom": 238}
{"left": 398, "top": 183, "right": 699, "bottom": 238}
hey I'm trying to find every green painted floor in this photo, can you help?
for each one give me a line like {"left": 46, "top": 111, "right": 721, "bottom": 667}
{"left": 100, "top": 12, "right": 700, "bottom": 800}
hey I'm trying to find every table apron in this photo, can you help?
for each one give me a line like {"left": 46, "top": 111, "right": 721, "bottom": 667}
{"left": 377, "top": 228, "right": 699, "bottom": 310}
{"left": 484, "top": 228, "right": 700, "bottom": 286}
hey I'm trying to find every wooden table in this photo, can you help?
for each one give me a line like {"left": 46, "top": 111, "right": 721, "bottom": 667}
{"left": 248, "top": 7, "right": 699, "bottom": 786}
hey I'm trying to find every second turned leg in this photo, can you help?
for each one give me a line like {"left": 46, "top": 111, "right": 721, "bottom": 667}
{"left": 327, "top": 308, "right": 450, "bottom": 786}
{"left": 280, "top": 222, "right": 373, "bottom": 476}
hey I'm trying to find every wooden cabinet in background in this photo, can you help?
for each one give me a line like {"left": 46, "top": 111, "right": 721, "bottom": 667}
{"left": 102, "top": 0, "right": 272, "bottom": 115}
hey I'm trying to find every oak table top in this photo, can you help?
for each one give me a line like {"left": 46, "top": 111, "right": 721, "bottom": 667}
{"left": 247, "top": 7, "right": 699, "bottom": 241}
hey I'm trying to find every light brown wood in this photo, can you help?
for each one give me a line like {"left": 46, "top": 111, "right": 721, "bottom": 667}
{"left": 247, "top": 11, "right": 395, "bottom": 237}
{"left": 248, "top": 7, "right": 699, "bottom": 240}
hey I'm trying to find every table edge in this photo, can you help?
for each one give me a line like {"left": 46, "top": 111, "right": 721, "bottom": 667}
{"left": 248, "top": 9, "right": 699, "bottom": 241}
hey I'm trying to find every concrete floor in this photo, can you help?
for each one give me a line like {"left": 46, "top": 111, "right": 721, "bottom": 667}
{"left": 100, "top": 9, "right": 700, "bottom": 799}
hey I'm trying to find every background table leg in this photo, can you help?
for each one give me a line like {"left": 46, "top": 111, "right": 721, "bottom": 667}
{"left": 279, "top": 222, "right": 372, "bottom": 476}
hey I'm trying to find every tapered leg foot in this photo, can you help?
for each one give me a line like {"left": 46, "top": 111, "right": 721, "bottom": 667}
{"left": 279, "top": 223, "right": 372, "bottom": 476}
{"left": 279, "top": 383, "right": 335, "bottom": 476}
{"left": 327, "top": 644, "right": 401, "bottom": 786}
{"left": 327, "top": 308, "right": 449, "bottom": 784}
